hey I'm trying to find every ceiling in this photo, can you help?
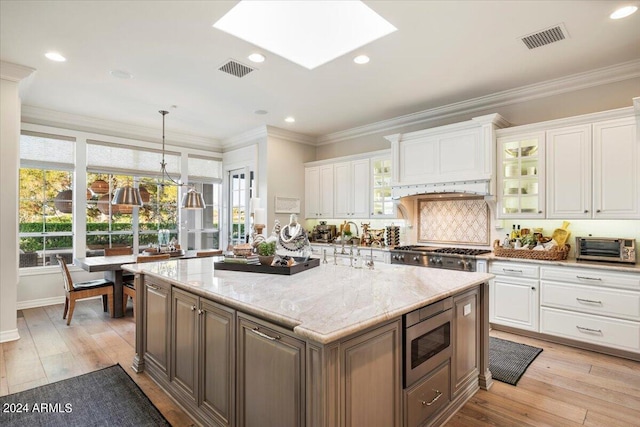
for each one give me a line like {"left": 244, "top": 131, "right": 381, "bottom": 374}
{"left": 1, "top": 1, "right": 639, "bottom": 148}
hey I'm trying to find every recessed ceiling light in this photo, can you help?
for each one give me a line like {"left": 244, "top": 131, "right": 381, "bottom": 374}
{"left": 354, "top": 55, "right": 370, "bottom": 64}
{"left": 213, "top": 1, "right": 396, "bottom": 70}
{"left": 610, "top": 5, "right": 638, "bottom": 19}
{"left": 254, "top": 109, "right": 268, "bottom": 115}
{"left": 248, "top": 53, "right": 266, "bottom": 63}
{"left": 110, "top": 70, "right": 133, "bottom": 79}
{"left": 45, "top": 52, "right": 66, "bottom": 62}
{"left": 285, "top": 116, "right": 295, "bottom": 123}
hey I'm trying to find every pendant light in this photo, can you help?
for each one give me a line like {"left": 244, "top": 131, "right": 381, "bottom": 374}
{"left": 158, "top": 110, "right": 205, "bottom": 209}
{"left": 112, "top": 182, "right": 143, "bottom": 207}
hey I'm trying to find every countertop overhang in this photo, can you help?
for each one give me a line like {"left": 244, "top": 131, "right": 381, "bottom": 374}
{"left": 124, "top": 258, "right": 493, "bottom": 344}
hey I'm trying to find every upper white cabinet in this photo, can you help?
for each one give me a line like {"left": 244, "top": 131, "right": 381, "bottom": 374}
{"left": 334, "top": 159, "right": 370, "bottom": 218}
{"left": 496, "top": 105, "right": 638, "bottom": 220}
{"left": 386, "top": 114, "right": 508, "bottom": 192}
{"left": 496, "top": 131, "right": 545, "bottom": 218}
{"left": 592, "top": 117, "right": 639, "bottom": 219}
{"left": 547, "top": 116, "right": 638, "bottom": 219}
{"left": 304, "top": 164, "right": 334, "bottom": 219}
{"left": 371, "top": 156, "right": 394, "bottom": 218}
{"left": 546, "top": 124, "right": 592, "bottom": 219}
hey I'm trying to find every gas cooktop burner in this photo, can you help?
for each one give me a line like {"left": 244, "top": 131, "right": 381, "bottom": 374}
{"left": 392, "top": 246, "right": 491, "bottom": 256}
{"left": 390, "top": 246, "right": 490, "bottom": 271}
{"left": 431, "top": 248, "right": 492, "bottom": 256}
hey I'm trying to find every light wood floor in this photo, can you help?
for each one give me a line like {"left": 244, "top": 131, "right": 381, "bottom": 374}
{"left": 1, "top": 299, "right": 639, "bottom": 427}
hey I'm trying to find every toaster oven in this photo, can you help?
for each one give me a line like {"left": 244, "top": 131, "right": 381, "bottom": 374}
{"left": 575, "top": 237, "right": 636, "bottom": 264}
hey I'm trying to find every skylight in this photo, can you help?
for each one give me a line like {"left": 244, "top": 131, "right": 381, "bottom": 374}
{"left": 213, "top": 1, "right": 397, "bottom": 70}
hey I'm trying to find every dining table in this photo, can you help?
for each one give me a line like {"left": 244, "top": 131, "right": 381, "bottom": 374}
{"left": 74, "top": 250, "right": 201, "bottom": 318}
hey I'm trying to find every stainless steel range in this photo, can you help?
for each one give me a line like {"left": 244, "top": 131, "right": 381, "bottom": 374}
{"left": 390, "top": 246, "right": 491, "bottom": 271}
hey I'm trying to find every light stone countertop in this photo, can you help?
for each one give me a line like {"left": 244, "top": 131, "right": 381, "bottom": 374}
{"left": 123, "top": 258, "right": 493, "bottom": 344}
{"left": 480, "top": 254, "right": 640, "bottom": 273}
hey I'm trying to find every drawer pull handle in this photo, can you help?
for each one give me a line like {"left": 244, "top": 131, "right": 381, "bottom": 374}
{"left": 576, "top": 298, "right": 602, "bottom": 305}
{"left": 251, "top": 327, "right": 281, "bottom": 341}
{"left": 503, "top": 269, "right": 523, "bottom": 274}
{"left": 576, "top": 326, "right": 602, "bottom": 334}
{"left": 576, "top": 276, "right": 602, "bottom": 281}
{"left": 422, "top": 390, "right": 442, "bottom": 406}
{"left": 147, "top": 285, "right": 160, "bottom": 291}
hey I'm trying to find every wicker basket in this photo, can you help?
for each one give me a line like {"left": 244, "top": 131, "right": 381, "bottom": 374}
{"left": 493, "top": 240, "right": 570, "bottom": 261}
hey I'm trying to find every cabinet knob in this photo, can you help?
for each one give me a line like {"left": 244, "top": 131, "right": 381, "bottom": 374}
{"left": 538, "top": 210, "right": 542, "bottom": 214}
{"left": 584, "top": 210, "right": 588, "bottom": 213}
{"left": 531, "top": 287, "right": 536, "bottom": 291}
{"left": 191, "top": 305, "right": 197, "bottom": 311}
{"left": 198, "top": 309, "right": 204, "bottom": 315}
{"left": 596, "top": 209, "right": 601, "bottom": 213}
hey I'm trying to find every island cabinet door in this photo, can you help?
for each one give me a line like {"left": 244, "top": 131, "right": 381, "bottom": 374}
{"left": 237, "top": 314, "right": 306, "bottom": 427}
{"left": 143, "top": 277, "right": 171, "bottom": 377}
{"left": 171, "top": 288, "right": 199, "bottom": 403}
{"left": 340, "top": 319, "right": 401, "bottom": 427}
{"left": 451, "top": 288, "right": 480, "bottom": 397}
{"left": 199, "top": 298, "right": 235, "bottom": 427}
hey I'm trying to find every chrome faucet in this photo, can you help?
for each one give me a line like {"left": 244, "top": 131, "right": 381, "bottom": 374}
{"left": 340, "top": 221, "right": 360, "bottom": 254}
{"left": 366, "top": 239, "right": 382, "bottom": 269}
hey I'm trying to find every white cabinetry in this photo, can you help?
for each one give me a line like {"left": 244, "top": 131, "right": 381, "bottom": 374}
{"left": 546, "top": 116, "right": 638, "bottom": 219}
{"left": 496, "top": 131, "right": 545, "bottom": 218}
{"left": 489, "top": 261, "right": 539, "bottom": 332}
{"left": 304, "top": 164, "right": 334, "bottom": 219}
{"left": 334, "top": 159, "right": 370, "bottom": 218}
{"left": 540, "top": 266, "right": 640, "bottom": 354}
{"left": 593, "top": 117, "right": 639, "bottom": 218}
{"left": 371, "top": 156, "right": 394, "bottom": 218}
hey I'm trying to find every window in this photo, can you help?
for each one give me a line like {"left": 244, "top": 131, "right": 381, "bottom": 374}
{"left": 185, "top": 182, "right": 221, "bottom": 250}
{"left": 228, "top": 169, "right": 254, "bottom": 247}
{"left": 19, "top": 132, "right": 75, "bottom": 267}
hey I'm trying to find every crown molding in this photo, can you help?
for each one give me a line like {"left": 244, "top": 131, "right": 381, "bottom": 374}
{"left": 221, "top": 125, "right": 268, "bottom": 151}
{"left": 265, "top": 125, "right": 317, "bottom": 146}
{"left": 0, "top": 61, "right": 35, "bottom": 82}
{"left": 20, "top": 105, "right": 222, "bottom": 151}
{"left": 317, "top": 59, "right": 640, "bottom": 145}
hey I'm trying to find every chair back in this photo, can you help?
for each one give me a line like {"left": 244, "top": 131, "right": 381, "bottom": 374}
{"left": 104, "top": 247, "right": 133, "bottom": 256}
{"left": 136, "top": 254, "right": 171, "bottom": 263}
{"left": 56, "top": 255, "right": 74, "bottom": 293}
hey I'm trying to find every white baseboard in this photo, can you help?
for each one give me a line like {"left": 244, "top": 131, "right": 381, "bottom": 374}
{"left": 17, "top": 296, "right": 66, "bottom": 310}
{"left": 0, "top": 329, "right": 20, "bottom": 343}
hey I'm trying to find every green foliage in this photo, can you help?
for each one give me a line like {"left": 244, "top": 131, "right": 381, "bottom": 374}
{"left": 257, "top": 241, "right": 276, "bottom": 256}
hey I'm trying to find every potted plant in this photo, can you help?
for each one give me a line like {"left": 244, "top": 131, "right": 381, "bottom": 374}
{"left": 257, "top": 241, "right": 276, "bottom": 265}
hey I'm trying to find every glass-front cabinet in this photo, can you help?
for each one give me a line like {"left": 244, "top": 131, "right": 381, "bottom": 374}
{"left": 371, "top": 156, "right": 394, "bottom": 217}
{"left": 496, "top": 132, "right": 545, "bottom": 218}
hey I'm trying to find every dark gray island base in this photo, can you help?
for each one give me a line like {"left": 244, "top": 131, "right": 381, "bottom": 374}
{"left": 124, "top": 258, "right": 493, "bottom": 427}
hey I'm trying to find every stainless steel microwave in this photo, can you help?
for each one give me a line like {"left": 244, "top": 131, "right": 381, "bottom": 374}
{"left": 575, "top": 237, "right": 636, "bottom": 264}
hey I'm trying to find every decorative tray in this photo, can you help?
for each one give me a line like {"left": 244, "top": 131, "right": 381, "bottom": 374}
{"left": 214, "top": 258, "right": 320, "bottom": 275}
{"left": 493, "top": 240, "right": 570, "bottom": 261}
{"left": 142, "top": 249, "right": 185, "bottom": 257}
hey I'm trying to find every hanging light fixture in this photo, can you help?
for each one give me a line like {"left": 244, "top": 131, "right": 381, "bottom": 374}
{"left": 112, "top": 181, "right": 143, "bottom": 207}
{"left": 90, "top": 177, "right": 110, "bottom": 195}
{"left": 157, "top": 110, "right": 205, "bottom": 209}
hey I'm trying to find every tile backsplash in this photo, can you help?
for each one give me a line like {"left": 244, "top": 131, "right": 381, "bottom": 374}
{"left": 418, "top": 198, "right": 489, "bottom": 245}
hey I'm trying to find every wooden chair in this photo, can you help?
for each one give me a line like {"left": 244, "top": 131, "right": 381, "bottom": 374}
{"left": 57, "top": 255, "right": 114, "bottom": 325}
{"left": 122, "top": 253, "right": 171, "bottom": 316}
{"left": 196, "top": 250, "right": 223, "bottom": 257}
{"left": 104, "top": 247, "right": 133, "bottom": 256}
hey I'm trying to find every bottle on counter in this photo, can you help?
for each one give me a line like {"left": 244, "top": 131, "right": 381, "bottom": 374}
{"left": 517, "top": 225, "right": 521, "bottom": 238}
{"left": 503, "top": 234, "right": 511, "bottom": 248}
{"left": 510, "top": 225, "right": 517, "bottom": 240}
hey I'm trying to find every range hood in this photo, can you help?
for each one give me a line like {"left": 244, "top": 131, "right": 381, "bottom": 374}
{"left": 391, "top": 179, "right": 491, "bottom": 199}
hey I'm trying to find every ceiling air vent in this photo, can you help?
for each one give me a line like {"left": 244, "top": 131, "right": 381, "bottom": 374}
{"left": 520, "top": 23, "right": 569, "bottom": 49}
{"left": 218, "top": 59, "right": 255, "bottom": 78}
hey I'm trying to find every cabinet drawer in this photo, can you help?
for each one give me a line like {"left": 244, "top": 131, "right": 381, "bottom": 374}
{"left": 540, "top": 266, "right": 640, "bottom": 291}
{"left": 490, "top": 261, "right": 539, "bottom": 279}
{"left": 541, "top": 281, "right": 640, "bottom": 321}
{"left": 404, "top": 362, "right": 450, "bottom": 427}
{"left": 540, "top": 307, "right": 640, "bottom": 353}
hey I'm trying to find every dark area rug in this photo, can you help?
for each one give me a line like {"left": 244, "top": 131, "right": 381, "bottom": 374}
{"left": 489, "top": 336, "right": 542, "bottom": 386}
{"left": 0, "top": 364, "right": 170, "bottom": 426}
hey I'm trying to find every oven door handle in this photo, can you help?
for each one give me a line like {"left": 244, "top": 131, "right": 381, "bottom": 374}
{"left": 422, "top": 389, "right": 443, "bottom": 406}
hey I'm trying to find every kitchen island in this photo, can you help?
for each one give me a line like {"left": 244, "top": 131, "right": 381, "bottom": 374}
{"left": 123, "top": 258, "right": 494, "bottom": 427}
